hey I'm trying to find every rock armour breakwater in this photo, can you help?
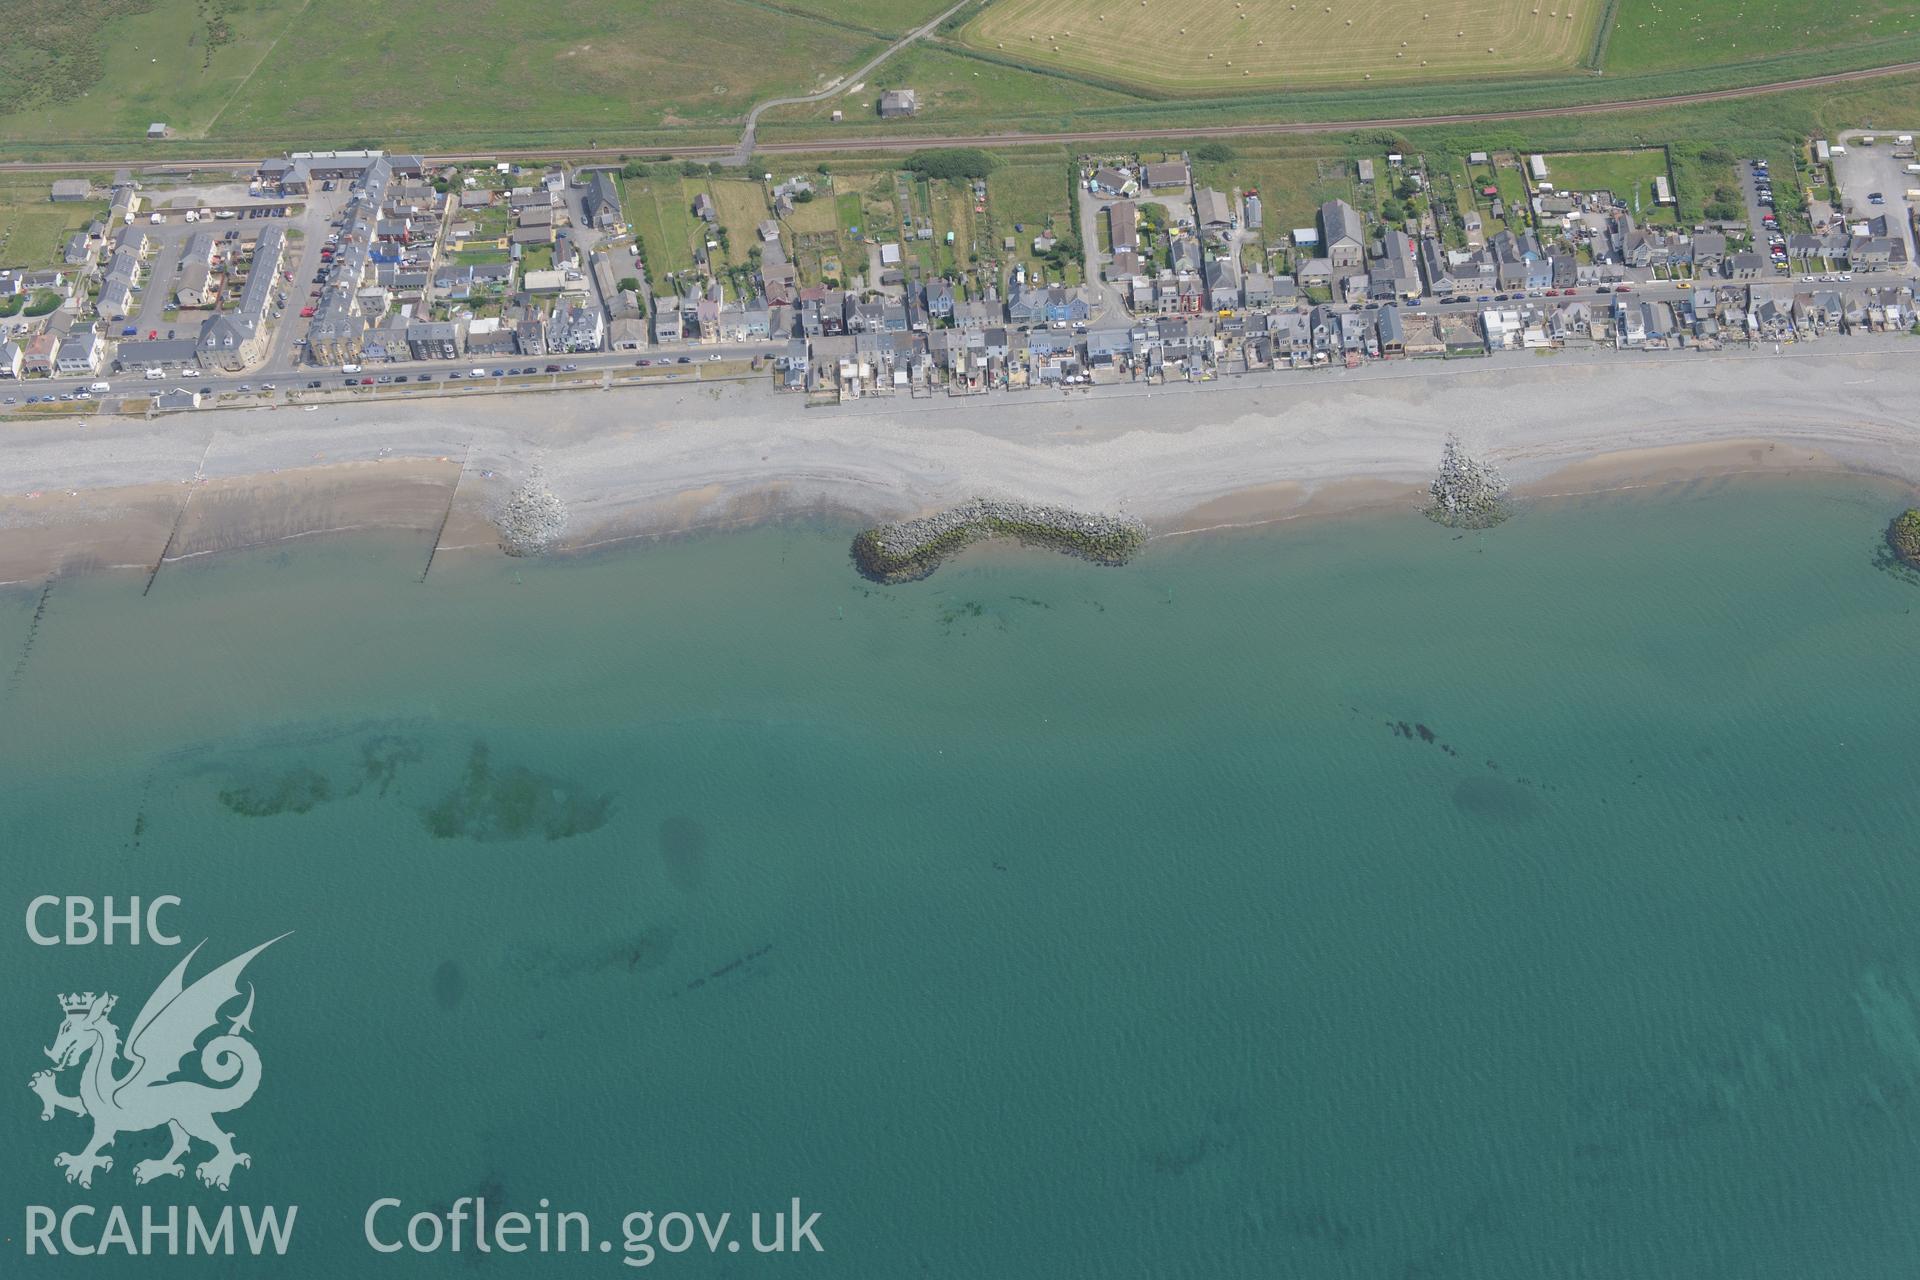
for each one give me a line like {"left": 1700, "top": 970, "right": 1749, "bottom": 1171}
{"left": 852, "top": 499, "right": 1146, "bottom": 584}
{"left": 1889, "top": 508, "right": 1920, "bottom": 570}
{"left": 496, "top": 467, "right": 569, "bottom": 557}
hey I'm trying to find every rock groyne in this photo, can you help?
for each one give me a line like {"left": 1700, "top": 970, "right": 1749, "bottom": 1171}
{"left": 1425, "top": 433, "right": 1511, "bottom": 529}
{"left": 1889, "top": 508, "right": 1920, "bottom": 570}
{"left": 852, "top": 499, "right": 1146, "bottom": 584}
{"left": 496, "top": 467, "right": 568, "bottom": 557}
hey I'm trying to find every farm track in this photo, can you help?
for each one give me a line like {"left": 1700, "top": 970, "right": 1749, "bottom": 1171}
{"left": 2, "top": 57, "right": 1919, "bottom": 173}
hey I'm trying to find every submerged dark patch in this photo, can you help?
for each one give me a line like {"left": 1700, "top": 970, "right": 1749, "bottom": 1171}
{"left": 1452, "top": 775, "right": 1540, "bottom": 821}
{"left": 432, "top": 959, "right": 467, "bottom": 1010}
{"left": 423, "top": 741, "right": 612, "bottom": 841}
{"left": 218, "top": 768, "right": 334, "bottom": 817}
{"left": 658, "top": 815, "right": 709, "bottom": 891}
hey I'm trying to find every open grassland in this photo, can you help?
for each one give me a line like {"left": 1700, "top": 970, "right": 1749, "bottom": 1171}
{"left": 963, "top": 0, "right": 1603, "bottom": 92}
{"left": 0, "top": 0, "right": 877, "bottom": 150}
{"left": 0, "top": 180, "right": 101, "bottom": 268}
{"left": 766, "top": 0, "right": 958, "bottom": 35}
{"left": 1604, "top": 0, "right": 1920, "bottom": 76}
{"left": 763, "top": 45, "right": 1137, "bottom": 127}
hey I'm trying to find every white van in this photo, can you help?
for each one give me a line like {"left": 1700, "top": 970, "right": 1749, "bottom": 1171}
{"left": 144, "top": 367, "right": 166, "bottom": 380}
{"left": 341, "top": 363, "right": 363, "bottom": 374}
{"left": 469, "top": 367, "right": 487, "bottom": 377}
{"left": 89, "top": 381, "right": 111, "bottom": 393}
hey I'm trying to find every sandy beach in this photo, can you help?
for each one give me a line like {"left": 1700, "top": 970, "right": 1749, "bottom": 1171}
{"left": 3, "top": 343, "right": 1918, "bottom": 584}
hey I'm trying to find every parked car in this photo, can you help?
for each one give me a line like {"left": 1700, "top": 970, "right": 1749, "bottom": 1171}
{"left": 544, "top": 364, "right": 559, "bottom": 372}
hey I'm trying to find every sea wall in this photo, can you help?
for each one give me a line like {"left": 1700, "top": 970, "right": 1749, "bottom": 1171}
{"left": 852, "top": 499, "right": 1146, "bottom": 584}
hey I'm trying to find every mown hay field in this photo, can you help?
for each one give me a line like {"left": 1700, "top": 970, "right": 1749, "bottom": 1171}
{"left": 963, "top": 0, "right": 1605, "bottom": 92}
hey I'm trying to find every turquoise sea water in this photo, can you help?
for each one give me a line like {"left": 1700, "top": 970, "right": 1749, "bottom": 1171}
{"left": 4, "top": 474, "right": 1920, "bottom": 1277}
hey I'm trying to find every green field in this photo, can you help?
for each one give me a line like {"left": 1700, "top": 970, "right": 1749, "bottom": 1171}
{"left": 764, "top": 44, "right": 1136, "bottom": 129}
{"left": 769, "top": 0, "right": 955, "bottom": 35}
{"left": 0, "top": 175, "right": 104, "bottom": 268}
{"left": 964, "top": 0, "right": 1602, "bottom": 93}
{"left": 621, "top": 172, "right": 706, "bottom": 283}
{"left": 0, "top": 0, "right": 880, "bottom": 150}
{"left": 1603, "top": 0, "right": 1920, "bottom": 76}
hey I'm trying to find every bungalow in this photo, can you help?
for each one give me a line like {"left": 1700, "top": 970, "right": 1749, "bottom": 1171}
{"left": 0, "top": 340, "right": 20, "bottom": 378}
{"left": 1108, "top": 201, "right": 1139, "bottom": 255}
{"left": 1090, "top": 167, "right": 1135, "bottom": 197}
{"left": 693, "top": 193, "right": 717, "bottom": 223}
{"left": 1142, "top": 160, "right": 1189, "bottom": 190}
{"left": 1194, "top": 188, "right": 1233, "bottom": 235}
{"left": 1375, "top": 305, "right": 1406, "bottom": 357}
{"left": 877, "top": 89, "right": 918, "bottom": 118}
{"left": 154, "top": 387, "right": 201, "bottom": 412}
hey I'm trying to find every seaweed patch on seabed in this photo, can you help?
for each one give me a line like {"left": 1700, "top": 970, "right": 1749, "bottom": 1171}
{"left": 358, "top": 734, "right": 425, "bottom": 797}
{"left": 217, "top": 768, "right": 334, "bottom": 817}
{"left": 1384, "top": 717, "right": 1557, "bottom": 807}
{"left": 1871, "top": 541, "right": 1920, "bottom": 588}
{"left": 506, "top": 926, "right": 678, "bottom": 980}
{"left": 422, "top": 741, "right": 613, "bottom": 841}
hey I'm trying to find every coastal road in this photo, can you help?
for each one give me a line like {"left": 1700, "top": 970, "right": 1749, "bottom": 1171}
{"left": 6, "top": 59, "right": 1920, "bottom": 174}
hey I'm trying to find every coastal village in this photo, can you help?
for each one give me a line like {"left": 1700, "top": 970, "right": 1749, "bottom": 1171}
{"left": 1, "top": 130, "right": 1917, "bottom": 410}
